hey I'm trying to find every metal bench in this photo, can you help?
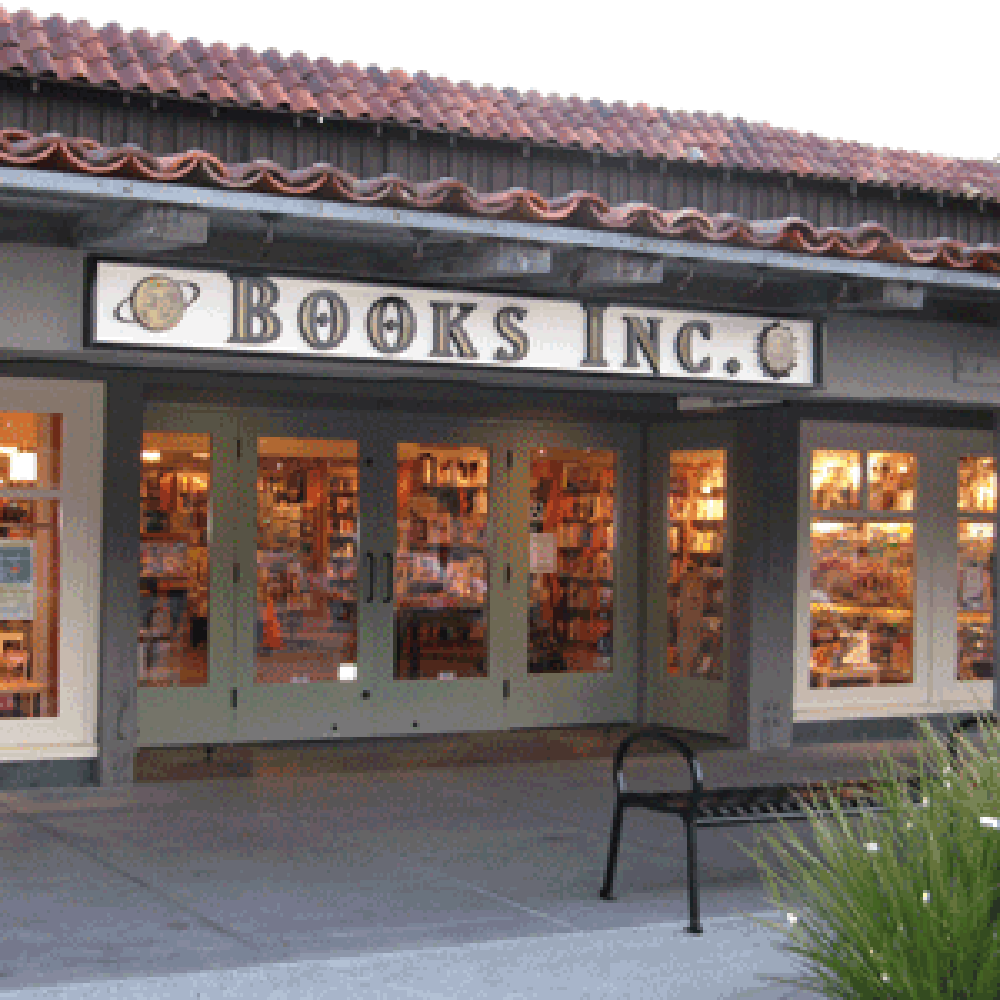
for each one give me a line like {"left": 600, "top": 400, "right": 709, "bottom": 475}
{"left": 599, "top": 714, "right": 996, "bottom": 934}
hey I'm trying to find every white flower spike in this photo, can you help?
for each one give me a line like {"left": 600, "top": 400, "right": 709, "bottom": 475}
{"left": 980, "top": 817, "right": 999, "bottom": 830}
{"left": 865, "top": 842, "right": 879, "bottom": 852}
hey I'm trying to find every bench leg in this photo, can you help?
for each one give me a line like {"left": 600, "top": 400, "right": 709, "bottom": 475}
{"left": 599, "top": 799, "right": 625, "bottom": 900}
{"left": 684, "top": 814, "right": 703, "bottom": 934}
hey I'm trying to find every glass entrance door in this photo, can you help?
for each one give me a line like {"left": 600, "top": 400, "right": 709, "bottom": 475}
{"left": 232, "top": 412, "right": 508, "bottom": 741}
{"left": 139, "top": 407, "right": 637, "bottom": 746}
{"left": 505, "top": 424, "right": 640, "bottom": 729}
{"left": 362, "top": 420, "right": 508, "bottom": 736}
{"left": 137, "top": 409, "right": 239, "bottom": 746}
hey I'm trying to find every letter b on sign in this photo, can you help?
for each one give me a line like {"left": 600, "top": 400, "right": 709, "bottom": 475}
{"left": 230, "top": 275, "right": 281, "bottom": 344}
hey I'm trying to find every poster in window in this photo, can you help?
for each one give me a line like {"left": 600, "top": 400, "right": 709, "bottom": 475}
{"left": 0, "top": 540, "right": 34, "bottom": 619}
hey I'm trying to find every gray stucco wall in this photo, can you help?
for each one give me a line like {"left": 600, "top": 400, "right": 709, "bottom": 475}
{"left": 0, "top": 244, "right": 82, "bottom": 353}
{"left": 818, "top": 312, "right": 1000, "bottom": 407}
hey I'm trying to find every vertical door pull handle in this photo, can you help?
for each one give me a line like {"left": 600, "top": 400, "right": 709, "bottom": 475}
{"left": 383, "top": 553, "right": 394, "bottom": 603}
{"left": 366, "top": 552, "right": 375, "bottom": 603}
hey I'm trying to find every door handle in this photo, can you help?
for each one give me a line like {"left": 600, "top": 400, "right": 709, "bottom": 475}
{"left": 365, "top": 552, "right": 375, "bottom": 603}
{"left": 383, "top": 552, "right": 394, "bottom": 603}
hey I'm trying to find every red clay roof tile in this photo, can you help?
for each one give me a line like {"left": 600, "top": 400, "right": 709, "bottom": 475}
{"left": 2, "top": 6, "right": 1000, "bottom": 208}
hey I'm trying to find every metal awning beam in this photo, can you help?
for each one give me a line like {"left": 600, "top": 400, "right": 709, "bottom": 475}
{"left": 2, "top": 164, "right": 1000, "bottom": 293}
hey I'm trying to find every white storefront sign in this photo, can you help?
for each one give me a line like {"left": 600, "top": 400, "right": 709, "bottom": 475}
{"left": 91, "top": 262, "right": 817, "bottom": 386}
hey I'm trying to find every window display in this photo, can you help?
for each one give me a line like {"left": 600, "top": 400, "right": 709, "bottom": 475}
{"left": 957, "top": 456, "right": 995, "bottom": 682}
{"left": 0, "top": 412, "right": 61, "bottom": 719}
{"left": 256, "top": 437, "right": 359, "bottom": 684}
{"left": 396, "top": 443, "right": 490, "bottom": 680}
{"left": 528, "top": 448, "right": 615, "bottom": 674}
{"left": 666, "top": 450, "right": 725, "bottom": 681}
{"left": 809, "top": 448, "right": 917, "bottom": 689}
{"left": 810, "top": 520, "right": 913, "bottom": 687}
{"left": 138, "top": 432, "right": 211, "bottom": 687}
{"left": 867, "top": 452, "right": 916, "bottom": 512}
{"left": 811, "top": 450, "right": 860, "bottom": 510}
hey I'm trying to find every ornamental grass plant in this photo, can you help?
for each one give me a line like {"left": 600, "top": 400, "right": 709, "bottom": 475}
{"left": 736, "top": 709, "right": 999, "bottom": 1000}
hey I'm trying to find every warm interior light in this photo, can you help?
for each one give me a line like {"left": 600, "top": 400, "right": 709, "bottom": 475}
{"left": 812, "top": 521, "right": 845, "bottom": 535}
{"left": 193, "top": 452, "right": 210, "bottom": 460}
{"left": 9, "top": 451, "right": 37, "bottom": 482}
{"left": 141, "top": 450, "right": 161, "bottom": 462}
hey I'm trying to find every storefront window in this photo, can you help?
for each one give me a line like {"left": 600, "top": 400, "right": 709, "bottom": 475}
{"left": 811, "top": 450, "right": 861, "bottom": 510}
{"left": 867, "top": 452, "right": 916, "bottom": 512}
{"left": 0, "top": 412, "right": 61, "bottom": 719}
{"left": 666, "top": 450, "right": 726, "bottom": 680}
{"left": 810, "top": 520, "right": 914, "bottom": 688}
{"left": 256, "top": 438, "right": 359, "bottom": 684}
{"left": 139, "top": 432, "right": 211, "bottom": 687}
{"left": 396, "top": 444, "right": 490, "bottom": 680}
{"left": 958, "top": 456, "right": 996, "bottom": 513}
{"left": 957, "top": 457, "right": 995, "bottom": 682}
{"left": 528, "top": 448, "right": 615, "bottom": 674}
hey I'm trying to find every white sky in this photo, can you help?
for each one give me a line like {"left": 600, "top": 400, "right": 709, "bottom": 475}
{"left": 31, "top": 0, "right": 1000, "bottom": 163}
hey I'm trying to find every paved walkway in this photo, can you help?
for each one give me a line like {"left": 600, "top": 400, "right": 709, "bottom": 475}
{"left": 0, "top": 737, "right": 926, "bottom": 999}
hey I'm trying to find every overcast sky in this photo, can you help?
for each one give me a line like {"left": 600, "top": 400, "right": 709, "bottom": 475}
{"left": 33, "top": 0, "right": 1000, "bottom": 163}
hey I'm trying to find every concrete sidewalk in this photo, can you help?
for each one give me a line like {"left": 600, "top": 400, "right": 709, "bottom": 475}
{"left": 0, "top": 738, "right": 924, "bottom": 999}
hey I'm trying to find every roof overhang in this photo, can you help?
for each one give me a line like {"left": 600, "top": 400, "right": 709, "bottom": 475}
{"left": 2, "top": 165, "right": 1000, "bottom": 297}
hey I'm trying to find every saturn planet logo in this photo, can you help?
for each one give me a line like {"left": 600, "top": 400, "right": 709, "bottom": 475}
{"left": 114, "top": 275, "right": 201, "bottom": 332}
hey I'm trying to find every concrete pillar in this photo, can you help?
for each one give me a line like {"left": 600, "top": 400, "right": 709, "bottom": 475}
{"left": 98, "top": 374, "right": 144, "bottom": 786}
{"left": 728, "top": 405, "right": 799, "bottom": 749}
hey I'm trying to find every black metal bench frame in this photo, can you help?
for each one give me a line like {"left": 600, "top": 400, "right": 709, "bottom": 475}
{"left": 599, "top": 714, "right": 997, "bottom": 934}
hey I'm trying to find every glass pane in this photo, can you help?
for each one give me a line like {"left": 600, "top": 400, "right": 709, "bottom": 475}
{"left": 958, "top": 521, "right": 994, "bottom": 682}
{"left": 256, "top": 438, "right": 359, "bottom": 684}
{"left": 527, "top": 447, "right": 615, "bottom": 674}
{"left": 0, "top": 498, "right": 59, "bottom": 718}
{"left": 810, "top": 520, "right": 914, "bottom": 688}
{"left": 959, "top": 457, "right": 997, "bottom": 514}
{"left": 139, "top": 433, "right": 211, "bottom": 688}
{"left": 810, "top": 450, "right": 860, "bottom": 510}
{"left": 666, "top": 451, "right": 726, "bottom": 680}
{"left": 396, "top": 444, "right": 490, "bottom": 680}
{"left": 868, "top": 452, "right": 916, "bottom": 512}
{"left": 0, "top": 412, "right": 61, "bottom": 489}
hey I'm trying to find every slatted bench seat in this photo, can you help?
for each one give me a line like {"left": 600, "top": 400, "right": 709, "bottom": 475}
{"left": 598, "top": 715, "right": 996, "bottom": 934}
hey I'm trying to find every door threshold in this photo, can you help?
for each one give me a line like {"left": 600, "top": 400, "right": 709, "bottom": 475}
{"left": 134, "top": 725, "right": 734, "bottom": 782}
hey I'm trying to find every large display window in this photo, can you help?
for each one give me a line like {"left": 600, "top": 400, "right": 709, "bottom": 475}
{"left": 808, "top": 449, "right": 916, "bottom": 689}
{"left": 0, "top": 380, "right": 103, "bottom": 760}
{"left": 797, "top": 423, "right": 995, "bottom": 721}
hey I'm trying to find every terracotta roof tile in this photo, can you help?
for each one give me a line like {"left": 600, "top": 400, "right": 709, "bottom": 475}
{"left": 2, "top": 7, "right": 1000, "bottom": 206}
{"left": 205, "top": 76, "right": 236, "bottom": 104}
{"left": 4, "top": 127, "right": 997, "bottom": 273}
{"left": 0, "top": 44, "right": 26, "bottom": 71}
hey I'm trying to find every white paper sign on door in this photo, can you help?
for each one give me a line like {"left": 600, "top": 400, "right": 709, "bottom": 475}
{"left": 530, "top": 533, "right": 557, "bottom": 573}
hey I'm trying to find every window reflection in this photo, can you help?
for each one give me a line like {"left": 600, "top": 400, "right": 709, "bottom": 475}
{"left": 139, "top": 432, "right": 211, "bottom": 688}
{"left": 256, "top": 438, "right": 359, "bottom": 684}
{"left": 396, "top": 444, "right": 489, "bottom": 680}
{"left": 667, "top": 451, "right": 726, "bottom": 680}
{"left": 528, "top": 448, "right": 614, "bottom": 674}
{"left": 0, "top": 498, "right": 59, "bottom": 717}
{"left": 810, "top": 520, "right": 913, "bottom": 688}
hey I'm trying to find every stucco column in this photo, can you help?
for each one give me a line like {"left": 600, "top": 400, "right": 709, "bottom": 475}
{"left": 728, "top": 404, "right": 799, "bottom": 749}
{"left": 98, "top": 374, "right": 144, "bottom": 786}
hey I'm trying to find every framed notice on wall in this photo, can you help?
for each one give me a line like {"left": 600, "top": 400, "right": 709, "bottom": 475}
{"left": 0, "top": 540, "right": 34, "bottom": 619}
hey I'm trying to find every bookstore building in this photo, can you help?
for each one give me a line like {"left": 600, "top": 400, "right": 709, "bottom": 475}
{"left": 1, "top": 142, "right": 999, "bottom": 789}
